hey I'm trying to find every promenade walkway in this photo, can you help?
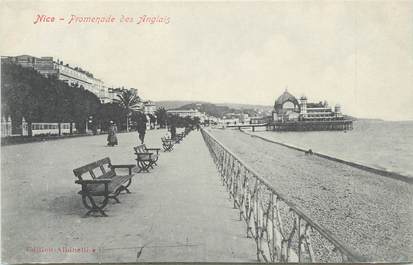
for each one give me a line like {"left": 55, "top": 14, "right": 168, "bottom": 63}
{"left": 1, "top": 130, "right": 256, "bottom": 263}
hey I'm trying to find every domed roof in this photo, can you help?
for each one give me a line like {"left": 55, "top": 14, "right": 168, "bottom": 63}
{"left": 274, "top": 90, "right": 300, "bottom": 111}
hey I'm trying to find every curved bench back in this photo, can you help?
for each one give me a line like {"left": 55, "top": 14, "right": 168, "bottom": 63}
{"left": 73, "top": 157, "right": 116, "bottom": 180}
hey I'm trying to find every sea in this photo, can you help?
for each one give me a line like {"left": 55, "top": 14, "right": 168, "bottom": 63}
{"left": 252, "top": 120, "right": 413, "bottom": 178}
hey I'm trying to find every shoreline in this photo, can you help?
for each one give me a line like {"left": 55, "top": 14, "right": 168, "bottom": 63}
{"left": 242, "top": 129, "right": 413, "bottom": 184}
{"left": 209, "top": 128, "right": 413, "bottom": 261}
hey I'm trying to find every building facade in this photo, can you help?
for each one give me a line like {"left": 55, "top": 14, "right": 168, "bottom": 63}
{"left": 2, "top": 55, "right": 106, "bottom": 101}
{"left": 143, "top": 101, "right": 156, "bottom": 115}
{"left": 273, "top": 90, "right": 344, "bottom": 122}
{"left": 271, "top": 90, "right": 352, "bottom": 131}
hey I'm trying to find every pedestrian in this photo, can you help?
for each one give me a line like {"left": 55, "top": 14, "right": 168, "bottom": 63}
{"left": 170, "top": 124, "right": 176, "bottom": 139}
{"left": 107, "top": 121, "right": 118, "bottom": 146}
{"left": 165, "top": 129, "right": 171, "bottom": 139}
{"left": 137, "top": 113, "right": 147, "bottom": 144}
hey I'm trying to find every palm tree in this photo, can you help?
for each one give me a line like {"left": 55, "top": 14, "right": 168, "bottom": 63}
{"left": 154, "top": 107, "right": 168, "bottom": 128}
{"left": 114, "top": 89, "right": 142, "bottom": 131}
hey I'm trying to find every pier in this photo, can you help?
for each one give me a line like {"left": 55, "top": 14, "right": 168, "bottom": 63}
{"left": 269, "top": 120, "right": 353, "bottom": 131}
{"left": 224, "top": 120, "right": 353, "bottom": 132}
{"left": 226, "top": 123, "right": 268, "bottom": 132}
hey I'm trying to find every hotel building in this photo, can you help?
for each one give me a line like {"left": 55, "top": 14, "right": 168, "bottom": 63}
{"left": 2, "top": 55, "right": 106, "bottom": 101}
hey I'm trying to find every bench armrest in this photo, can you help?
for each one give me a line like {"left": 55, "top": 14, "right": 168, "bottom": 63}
{"left": 135, "top": 152, "right": 155, "bottom": 162}
{"left": 145, "top": 148, "right": 160, "bottom": 155}
{"left": 111, "top": 164, "right": 135, "bottom": 169}
{"left": 111, "top": 164, "right": 136, "bottom": 174}
{"left": 75, "top": 179, "right": 111, "bottom": 184}
{"left": 145, "top": 147, "right": 161, "bottom": 151}
{"left": 135, "top": 152, "right": 154, "bottom": 156}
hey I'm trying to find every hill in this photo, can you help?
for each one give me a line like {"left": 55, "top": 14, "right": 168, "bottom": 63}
{"left": 215, "top": 102, "right": 273, "bottom": 111}
{"left": 154, "top": 100, "right": 273, "bottom": 118}
{"left": 154, "top": 100, "right": 205, "bottom": 110}
{"left": 175, "top": 103, "right": 235, "bottom": 118}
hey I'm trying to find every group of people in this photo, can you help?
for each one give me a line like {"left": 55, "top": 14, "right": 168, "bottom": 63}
{"left": 106, "top": 115, "right": 200, "bottom": 146}
{"left": 107, "top": 114, "right": 148, "bottom": 146}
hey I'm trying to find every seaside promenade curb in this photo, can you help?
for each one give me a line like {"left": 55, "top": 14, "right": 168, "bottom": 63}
{"left": 1, "top": 129, "right": 146, "bottom": 146}
{"left": 240, "top": 129, "right": 413, "bottom": 184}
{"left": 1, "top": 129, "right": 257, "bottom": 263}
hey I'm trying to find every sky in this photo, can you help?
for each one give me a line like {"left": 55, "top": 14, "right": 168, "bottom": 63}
{"left": 1, "top": 1, "right": 412, "bottom": 121}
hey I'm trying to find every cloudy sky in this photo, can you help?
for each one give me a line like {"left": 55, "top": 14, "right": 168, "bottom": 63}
{"left": 1, "top": 1, "right": 412, "bottom": 120}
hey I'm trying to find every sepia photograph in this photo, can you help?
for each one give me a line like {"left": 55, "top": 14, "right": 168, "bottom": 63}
{"left": 1, "top": 1, "right": 412, "bottom": 264}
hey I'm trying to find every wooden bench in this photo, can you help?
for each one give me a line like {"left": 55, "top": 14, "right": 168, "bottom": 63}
{"left": 133, "top": 144, "right": 160, "bottom": 172}
{"left": 73, "top": 157, "right": 135, "bottom": 217}
{"left": 161, "top": 137, "right": 174, "bottom": 152}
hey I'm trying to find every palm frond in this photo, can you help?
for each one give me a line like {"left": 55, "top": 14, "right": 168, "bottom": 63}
{"left": 114, "top": 89, "right": 142, "bottom": 112}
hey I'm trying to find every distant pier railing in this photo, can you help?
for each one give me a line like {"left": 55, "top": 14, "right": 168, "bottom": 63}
{"left": 226, "top": 123, "right": 268, "bottom": 132}
{"left": 201, "top": 128, "right": 366, "bottom": 263}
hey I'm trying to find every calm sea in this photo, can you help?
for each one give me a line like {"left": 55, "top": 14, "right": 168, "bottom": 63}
{"left": 253, "top": 120, "right": 413, "bottom": 178}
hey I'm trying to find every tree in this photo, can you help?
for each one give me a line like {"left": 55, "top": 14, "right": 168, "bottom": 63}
{"left": 1, "top": 62, "right": 44, "bottom": 136}
{"left": 131, "top": 111, "right": 147, "bottom": 131}
{"left": 148, "top": 114, "right": 157, "bottom": 128}
{"left": 154, "top": 107, "right": 167, "bottom": 128}
{"left": 1, "top": 61, "right": 102, "bottom": 136}
{"left": 114, "top": 89, "right": 141, "bottom": 132}
{"left": 193, "top": 117, "right": 201, "bottom": 126}
{"left": 67, "top": 84, "right": 100, "bottom": 134}
{"left": 97, "top": 103, "right": 126, "bottom": 132}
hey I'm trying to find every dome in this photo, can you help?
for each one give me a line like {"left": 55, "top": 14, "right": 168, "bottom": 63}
{"left": 274, "top": 90, "right": 300, "bottom": 112}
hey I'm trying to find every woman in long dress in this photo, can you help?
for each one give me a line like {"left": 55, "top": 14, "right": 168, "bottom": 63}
{"left": 107, "top": 122, "right": 118, "bottom": 146}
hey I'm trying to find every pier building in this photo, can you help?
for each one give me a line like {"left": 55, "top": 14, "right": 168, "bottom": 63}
{"left": 270, "top": 90, "right": 353, "bottom": 131}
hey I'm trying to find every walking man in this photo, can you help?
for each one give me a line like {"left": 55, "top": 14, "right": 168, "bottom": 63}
{"left": 137, "top": 113, "right": 147, "bottom": 144}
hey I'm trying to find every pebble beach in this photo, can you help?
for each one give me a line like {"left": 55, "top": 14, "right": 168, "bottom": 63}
{"left": 209, "top": 128, "right": 413, "bottom": 262}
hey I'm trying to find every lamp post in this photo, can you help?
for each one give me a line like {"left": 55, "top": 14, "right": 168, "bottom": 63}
{"left": 87, "top": 115, "right": 94, "bottom": 134}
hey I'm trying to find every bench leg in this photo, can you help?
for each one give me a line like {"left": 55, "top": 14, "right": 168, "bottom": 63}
{"left": 82, "top": 194, "right": 108, "bottom": 217}
{"left": 152, "top": 156, "right": 159, "bottom": 166}
{"left": 109, "top": 194, "right": 121, "bottom": 203}
{"left": 142, "top": 161, "right": 151, "bottom": 172}
{"left": 114, "top": 181, "right": 131, "bottom": 195}
{"left": 109, "top": 187, "right": 123, "bottom": 203}
{"left": 163, "top": 144, "right": 173, "bottom": 152}
{"left": 137, "top": 161, "right": 151, "bottom": 172}
{"left": 123, "top": 179, "right": 132, "bottom": 193}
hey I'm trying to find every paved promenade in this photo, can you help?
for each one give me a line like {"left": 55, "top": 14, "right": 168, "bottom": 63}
{"left": 1, "top": 130, "right": 256, "bottom": 263}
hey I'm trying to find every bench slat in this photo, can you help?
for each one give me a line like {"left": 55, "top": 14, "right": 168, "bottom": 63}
{"left": 79, "top": 174, "right": 133, "bottom": 195}
{"left": 96, "top": 157, "right": 111, "bottom": 166}
{"left": 73, "top": 157, "right": 111, "bottom": 177}
{"left": 73, "top": 157, "right": 111, "bottom": 179}
{"left": 98, "top": 171, "right": 116, "bottom": 179}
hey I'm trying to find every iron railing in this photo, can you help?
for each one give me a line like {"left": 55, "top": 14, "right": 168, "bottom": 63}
{"left": 201, "top": 128, "right": 366, "bottom": 263}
